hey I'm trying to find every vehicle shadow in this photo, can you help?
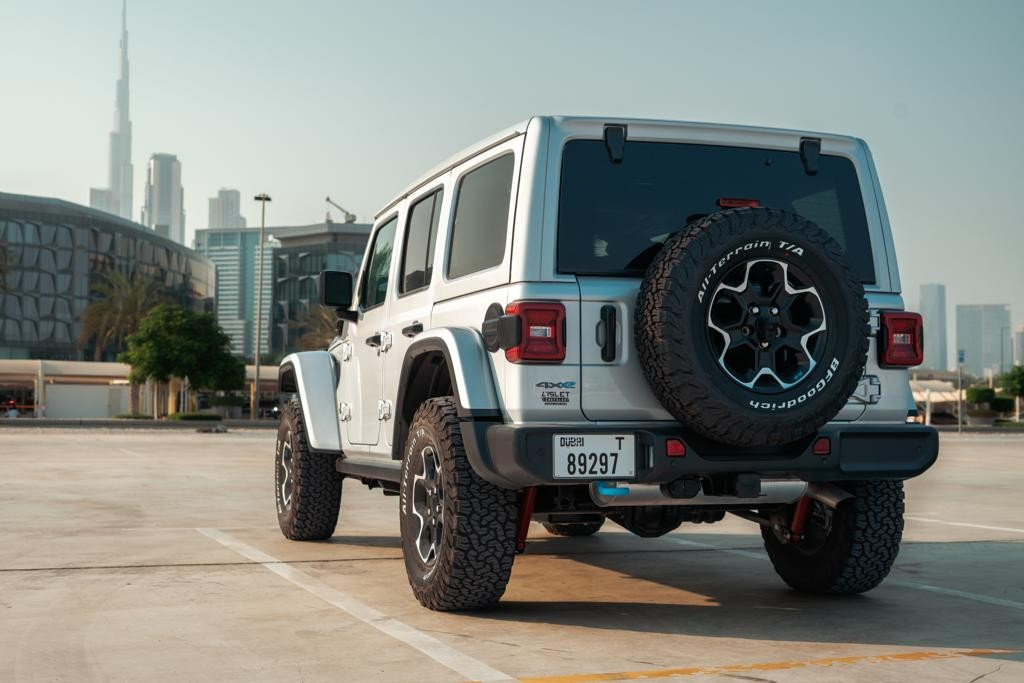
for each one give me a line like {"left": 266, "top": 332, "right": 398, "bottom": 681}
{"left": 483, "top": 531, "right": 1024, "bottom": 660}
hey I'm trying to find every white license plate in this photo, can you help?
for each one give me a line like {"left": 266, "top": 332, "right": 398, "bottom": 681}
{"left": 553, "top": 434, "right": 635, "bottom": 479}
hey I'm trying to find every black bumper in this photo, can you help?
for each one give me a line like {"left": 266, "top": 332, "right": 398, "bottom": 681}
{"left": 461, "top": 420, "right": 939, "bottom": 490}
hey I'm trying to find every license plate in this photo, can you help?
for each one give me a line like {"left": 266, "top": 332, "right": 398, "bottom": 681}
{"left": 553, "top": 434, "right": 635, "bottom": 479}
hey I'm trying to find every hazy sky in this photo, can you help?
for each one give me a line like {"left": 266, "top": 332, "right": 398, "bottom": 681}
{"left": 2, "top": 0, "right": 1023, "bottom": 365}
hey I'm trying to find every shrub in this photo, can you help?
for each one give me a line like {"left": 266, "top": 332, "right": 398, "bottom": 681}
{"left": 115, "top": 413, "right": 153, "bottom": 420}
{"left": 994, "top": 419, "right": 1024, "bottom": 428}
{"left": 965, "top": 386, "right": 996, "bottom": 405}
{"left": 168, "top": 412, "right": 222, "bottom": 421}
{"left": 990, "top": 397, "right": 1016, "bottom": 413}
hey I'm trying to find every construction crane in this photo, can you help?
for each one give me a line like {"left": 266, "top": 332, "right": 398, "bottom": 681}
{"left": 325, "top": 196, "right": 357, "bottom": 224}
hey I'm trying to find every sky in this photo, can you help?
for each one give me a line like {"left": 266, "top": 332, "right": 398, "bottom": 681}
{"left": 2, "top": 0, "right": 1023, "bottom": 368}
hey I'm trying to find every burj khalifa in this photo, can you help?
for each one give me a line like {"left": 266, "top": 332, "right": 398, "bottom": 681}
{"left": 90, "top": 1, "right": 133, "bottom": 221}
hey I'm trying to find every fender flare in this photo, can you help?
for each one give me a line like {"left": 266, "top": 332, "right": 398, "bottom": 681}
{"left": 278, "top": 351, "right": 342, "bottom": 452}
{"left": 391, "top": 327, "right": 502, "bottom": 452}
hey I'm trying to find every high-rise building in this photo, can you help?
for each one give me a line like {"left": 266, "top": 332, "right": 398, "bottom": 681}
{"left": 193, "top": 222, "right": 369, "bottom": 359}
{"left": 142, "top": 153, "right": 185, "bottom": 244}
{"left": 89, "top": 0, "right": 134, "bottom": 221}
{"left": 1015, "top": 325, "right": 1024, "bottom": 367}
{"left": 956, "top": 304, "right": 1012, "bottom": 378}
{"left": 207, "top": 189, "right": 247, "bottom": 230}
{"left": 919, "top": 284, "right": 947, "bottom": 371}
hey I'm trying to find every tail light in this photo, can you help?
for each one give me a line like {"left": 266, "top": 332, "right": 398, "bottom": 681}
{"left": 879, "top": 311, "right": 923, "bottom": 367}
{"left": 717, "top": 197, "right": 761, "bottom": 209}
{"left": 504, "top": 301, "right": 566, "bottom": 363}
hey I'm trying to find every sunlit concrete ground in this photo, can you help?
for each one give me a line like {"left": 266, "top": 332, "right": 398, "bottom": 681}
{"left": 0, "top": 429, "right": 1021, "bottom": 682}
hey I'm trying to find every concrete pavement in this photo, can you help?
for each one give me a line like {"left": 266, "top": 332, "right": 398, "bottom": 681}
{"left": 1, "top": 430, "right": 1022, "bottom": 681}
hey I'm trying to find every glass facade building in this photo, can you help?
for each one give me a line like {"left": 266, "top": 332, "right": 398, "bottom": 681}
{"left": 0, "top": 191, "right": 215, "bottom": 360}
{"left": 195, "top": 221, "right": 369, "bottom": 360}
{"left": 272, "top": 223, "right": 369, "bottom": 357}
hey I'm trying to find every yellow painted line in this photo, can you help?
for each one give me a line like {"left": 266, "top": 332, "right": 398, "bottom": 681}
{"left": 519, "top": 648, "right": 1013, "bottom": 683}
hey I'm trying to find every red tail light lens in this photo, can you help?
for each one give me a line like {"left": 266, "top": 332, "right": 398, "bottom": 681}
{"left": 879, "top": 311, "right": 924, "bottom": 367}
{"left": 717, "top": 197, "right": 761, "bottom": 209}
{"left": 505, "top": 301, "right": 566, "bottom": 363}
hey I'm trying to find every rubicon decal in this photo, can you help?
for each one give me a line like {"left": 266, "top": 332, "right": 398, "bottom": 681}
{"left": 698, "top": 240, "right": 805, "bottom": 303}
{"left": 748, "top": 358, "right": 840, "bottom": 411}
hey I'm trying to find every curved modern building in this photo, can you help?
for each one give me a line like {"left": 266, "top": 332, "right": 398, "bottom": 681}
{"left": 0, "top": 191, "right": 215, "bottom": 360}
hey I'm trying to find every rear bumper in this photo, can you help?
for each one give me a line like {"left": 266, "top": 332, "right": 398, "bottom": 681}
{"left": 461, "top": 420, "right": 939, "bottom": 490}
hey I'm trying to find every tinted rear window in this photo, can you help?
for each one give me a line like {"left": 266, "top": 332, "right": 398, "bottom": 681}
{"left": 557, "top": 140, "right": 875, "bottom": 282}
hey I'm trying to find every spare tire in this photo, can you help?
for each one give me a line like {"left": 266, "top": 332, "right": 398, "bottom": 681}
{"left": 635, "top": 208, "right": 869, "bottom": 447}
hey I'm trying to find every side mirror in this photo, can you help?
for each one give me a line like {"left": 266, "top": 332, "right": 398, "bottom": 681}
{"left": 318, "top": 270, "right": 357, "bottom": 321}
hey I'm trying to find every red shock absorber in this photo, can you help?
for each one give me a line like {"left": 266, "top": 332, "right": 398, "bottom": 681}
{"left": 516, "top": 487, "right": 538, "bottom": 553}
{"left": 789, "top": 496, "right": 813, "bottom": 542}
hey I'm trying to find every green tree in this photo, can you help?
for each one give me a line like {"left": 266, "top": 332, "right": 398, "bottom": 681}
{"left": 79, "top": 270, "right": 165, "bottom": 360}
{"left": 1000, "top": 366, "right": 1024, "bottom": 400}
{"left": 119, "top": 303, "right": 244, "bottom": 391}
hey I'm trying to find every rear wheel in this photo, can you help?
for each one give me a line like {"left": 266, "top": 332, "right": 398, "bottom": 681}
{"left": 275, "top": 399, "right": 342, "bottom": 541}
{"left": 400, "top": 397, "right": 519, "bottom": 611}
{"left": 542, "top": 518, "right": 605, "bottom": 537}
{"left": 761, "top": 480, "right": 905, "bottom": 594}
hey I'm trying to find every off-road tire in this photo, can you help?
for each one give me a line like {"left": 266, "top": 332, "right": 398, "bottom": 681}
{"left": 275, "top": 399, "right": 342, "bottom": 540}
{"left": 762, "top": 480, "right": 905, "bottom": 594}
{"left": 400, "top": 397, "right": 518, "bottom": 611}
{"left": 542, "top": 519, "right": 605, "bottom": 536}
{"left": 635, "top": 208, "right": 870, "bottom": 447}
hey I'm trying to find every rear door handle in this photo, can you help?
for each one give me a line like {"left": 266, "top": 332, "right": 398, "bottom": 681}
{"left": 402, "top": 321, "right": 423, "bottom": 338}
{"left": 365, "top": 333, "right": 382, "bottom": 348}
{"left": 599, "top": 305, "right": 617, "bottom": 362}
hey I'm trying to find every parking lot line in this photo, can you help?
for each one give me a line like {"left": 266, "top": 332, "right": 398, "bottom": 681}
{"left": 517, "top": 648, "right": 1013, "bottom": 683}
{"left": 664, "top": 536, "right": 1024, "bottom": 611}
{"left": 905, "top": 515, "right": 1024, "bottom": 535}
{"left": 196, "top": 528, "right": 513, "bottom": 682}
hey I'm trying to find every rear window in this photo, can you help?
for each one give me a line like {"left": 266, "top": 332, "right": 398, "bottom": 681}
{"left": 557, "top": 140, "right": 875, "bottom": 282}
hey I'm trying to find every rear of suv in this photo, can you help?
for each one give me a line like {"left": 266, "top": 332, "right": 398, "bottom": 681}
{"left": 275, "top": 116, "right": 938, "bottom": 611}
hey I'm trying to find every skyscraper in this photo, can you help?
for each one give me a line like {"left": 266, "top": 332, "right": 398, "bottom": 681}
{"left": 141, "top": 154, "right": 185, "bottom": 244}
{"left": 207, "top": 189, "right": 247, "bottom": 230}
{"left": 1015, "top": 325, "right": 1024, "bottom": 367}
{"left": 919, "top": 284, "right": 947, "bottom": 371}
{"left": 956, "top": 304, "right": 1012, "bottom": 378}
{"left": 89, "top": 1, "right": 133, "bottom": 221}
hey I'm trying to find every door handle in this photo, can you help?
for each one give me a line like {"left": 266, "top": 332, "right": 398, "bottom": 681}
{"left": 402, "top": 321, "right": 423, "bottom": 338}
{"left": 365, "top": 333, "right": 382, "bottom": 348}
{"left": 599, "top": 305, "right": 617, "bottom": 362}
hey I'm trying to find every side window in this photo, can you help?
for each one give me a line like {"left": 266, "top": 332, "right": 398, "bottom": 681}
{"left": 399, "top": 188, "right": 443, "bottom": 294}
{"left": 360, "top": 217, "right": 397, "bottom": 310}
{"left": 447, "top": 154, "right": 514, "bottom": 280}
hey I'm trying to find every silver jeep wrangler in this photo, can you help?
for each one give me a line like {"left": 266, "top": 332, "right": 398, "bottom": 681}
{"left": 275, "top": 116, "right": 938, "bottom": 611}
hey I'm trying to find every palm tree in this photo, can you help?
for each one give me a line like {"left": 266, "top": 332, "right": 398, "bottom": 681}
{"left": 292, "top": 305, "right": 339, "bottom": 351}
{"left": 79, "top": 270, "right": 165, "bottom": 361}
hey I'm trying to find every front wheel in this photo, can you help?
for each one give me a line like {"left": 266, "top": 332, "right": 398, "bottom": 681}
{"left": 762, "top": 480, "right": 905, "bottom": 594}
{"left": 275, "top": 399, "right": 342, "bottom": 540}
{"left": 399, "top": 397, "right": 519, "bottom": 611}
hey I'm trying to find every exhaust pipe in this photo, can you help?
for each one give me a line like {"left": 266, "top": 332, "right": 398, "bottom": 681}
{"left": 590, "top": 478, "right": 807, "bottom": 508}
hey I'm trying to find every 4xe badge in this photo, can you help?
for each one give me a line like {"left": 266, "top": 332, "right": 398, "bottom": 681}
{"left": 536, "top": 380, "right": 575, "bottom": 406}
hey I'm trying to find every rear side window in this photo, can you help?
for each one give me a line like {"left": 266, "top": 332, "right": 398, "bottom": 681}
{"left": 447, "top": 154, "right": 514, "bottom": 280}
{"left": 360, "top": 217, "right": 397, "bottom": 310}
{"left": 399, "top": 188, "right": 444, "bottom": 294}
{"left": 557, "top": 140, "right": 875, "bottom": 282}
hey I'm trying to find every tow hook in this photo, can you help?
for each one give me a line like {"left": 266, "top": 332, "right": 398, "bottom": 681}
{"left": 515, "top": 487, "right": 538, "bottom": 554}
{"left": 788, "top": 496, "right": 813, "bottom": 542}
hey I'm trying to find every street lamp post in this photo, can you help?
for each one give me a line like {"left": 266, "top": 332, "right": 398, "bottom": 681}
{"left": 252, "top": 193, "right": 272, "bottom": 420}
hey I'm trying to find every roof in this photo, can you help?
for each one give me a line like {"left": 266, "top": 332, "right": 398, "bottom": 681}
{"left": 195, "top": 222, "right": 372, "bottom": 239}
{"left": 373, "top": 114, "right": 861, "bottom": 220}
{"left": 0, "top": 191, "right": 203, "bottom": 256}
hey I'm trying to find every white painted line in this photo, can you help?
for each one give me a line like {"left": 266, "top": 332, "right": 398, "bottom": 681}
{"left": 664, "top": 535, "right": 1024, "bottom": 611}
{"left": 905, "top": 516, "right": 1024, "bottom": 535}
{"left": 197, "top": 528, "right": 513, "bottom": 682}
{"left": 886, "top": 580, "right": 1024, "bottom": 611}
